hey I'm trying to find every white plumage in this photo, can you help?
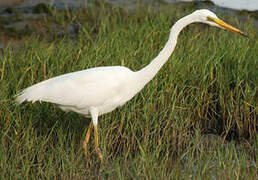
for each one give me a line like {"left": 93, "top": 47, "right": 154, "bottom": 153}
{"left": 17, "top": 66, "right": 137, "bottom": 116}
{"left": 16, "top": 9, "right": 246, "bottom": 162}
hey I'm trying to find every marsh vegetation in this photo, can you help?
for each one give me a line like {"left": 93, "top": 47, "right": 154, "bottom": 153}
{"left": 0, "top": 2, "right": 257, "bottom": 179}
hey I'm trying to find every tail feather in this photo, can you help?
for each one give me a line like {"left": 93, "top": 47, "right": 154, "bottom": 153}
{"left": 16, "top": 83, "right": 47, "bottom": 104}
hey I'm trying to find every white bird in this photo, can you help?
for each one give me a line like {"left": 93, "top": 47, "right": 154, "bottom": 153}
{"left": 16, "top": 9, "right": 246, "bottom": 162}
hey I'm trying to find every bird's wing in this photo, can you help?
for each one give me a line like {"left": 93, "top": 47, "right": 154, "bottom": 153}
{"left": 16, "top": 66, "right": 134, "bottom": 108}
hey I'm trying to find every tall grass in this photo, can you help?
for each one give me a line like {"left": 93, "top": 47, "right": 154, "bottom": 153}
{"left": 0, "top": 3, "right": 257, "bottom": 179}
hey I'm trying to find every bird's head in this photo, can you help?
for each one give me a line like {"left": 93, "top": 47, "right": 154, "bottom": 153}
{"left": 193, "top": 9, "right": 248, "bottom": 37}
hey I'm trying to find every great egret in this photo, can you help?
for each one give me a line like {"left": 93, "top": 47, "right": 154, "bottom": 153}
{"left": 16, "top": 9, "right": 247, "bottom": 162}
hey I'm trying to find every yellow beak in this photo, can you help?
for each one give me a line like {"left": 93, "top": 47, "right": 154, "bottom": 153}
{"left": 207, "top": 16, "right": 248, "bottom": 38}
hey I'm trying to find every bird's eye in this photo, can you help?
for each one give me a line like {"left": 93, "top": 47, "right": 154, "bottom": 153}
{"left": 207, "top": 16, "right": 214, "bottom": 22}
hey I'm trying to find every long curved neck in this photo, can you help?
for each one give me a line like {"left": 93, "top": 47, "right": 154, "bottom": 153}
{"left": 136, "top": 13, "right": 195, "bottom": 87}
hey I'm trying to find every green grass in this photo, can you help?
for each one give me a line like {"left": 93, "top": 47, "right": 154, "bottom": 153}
{"left": 0, "top": 2, "right": 257, "bottom": 179}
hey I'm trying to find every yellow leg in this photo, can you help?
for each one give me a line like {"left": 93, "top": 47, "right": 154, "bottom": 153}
{"left": 94, "top": 125, "right": 103, "bottom": 161}
{"left": 83, "top": 122, "right": 93, "bottom": 161}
